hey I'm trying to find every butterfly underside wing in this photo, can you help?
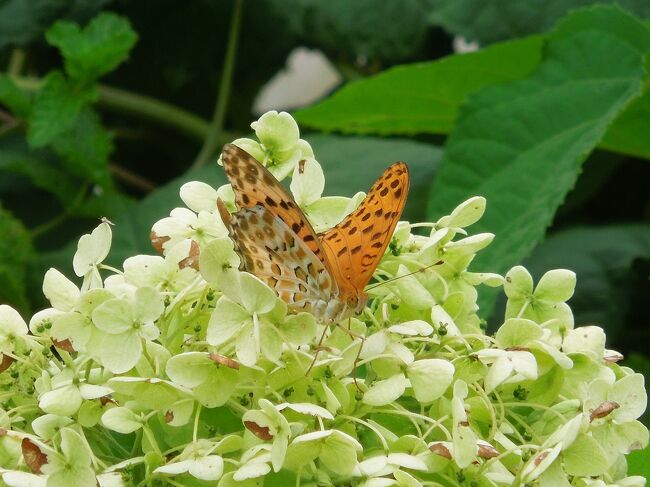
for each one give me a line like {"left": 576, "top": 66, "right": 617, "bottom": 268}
{"left": 219, "top": 144, "right": 409, "bottom": 322}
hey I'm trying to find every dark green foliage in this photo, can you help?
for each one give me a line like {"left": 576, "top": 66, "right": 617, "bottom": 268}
{"left": 426, "top": 0, "right": 650, "bottom": 44}
{"left": 0, "top": 206, "right": 34, "bottom": 312}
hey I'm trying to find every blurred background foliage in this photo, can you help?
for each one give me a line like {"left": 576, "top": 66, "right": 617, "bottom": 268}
{"left": 0, "top": 0, "right": 649, "bottom": 468}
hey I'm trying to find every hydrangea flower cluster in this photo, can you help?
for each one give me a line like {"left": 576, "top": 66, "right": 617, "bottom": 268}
{"left": 0, "top": 111, "right": 646, "bottom": 487}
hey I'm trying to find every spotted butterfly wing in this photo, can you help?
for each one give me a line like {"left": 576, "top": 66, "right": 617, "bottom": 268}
{"left": 319, "top": 162, "right": 409, "bottom": 300}
{"left": 220, "top": 144, "right": 326, "bottom": 262}
{"left": 219, "top": 144, "right": 338, "bottom": 317}
{"left": 219, "top": 143, "right": 409, "bottom": 322}
{"left": 217, "top": 202, "right": 335, "bottom": 311}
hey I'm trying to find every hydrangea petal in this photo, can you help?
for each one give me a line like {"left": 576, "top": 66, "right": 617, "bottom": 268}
{"left": 290, "top": 157, "right": 324, "bottom": 206}
{"left": 437, "top": 197, "right": 486, "bottom": 229}
{"left": 407, "top": 359, "right": 454, "bottom": 403}
{"left": 363, "top": 374, "right": 408, "bottom": 407}
{"left": 72, "top": 222, "right": 112, "bottom": 277}
{"left": 207, "top": 297, "right": 250, "bottom": 346}
{"left": 180, "top": 181, "right": 219, "bottom": 212}
{"left": 42, "top": 269, "right": 80, "bottom": 311}
{"left": 39, "top": 384, "right": 83, "bottom": 416}
{"left": 504, "top": 266, "right": 533, "bottom": 299}
{"left": 97, "top": 331, "right": 142, "bottom": 374}
{"left": 101, "top": 407, "right": 143, "bottom": 434}
{"left": 92, "top": 298, "right": 133, "bottom": 334}
{"left": 189, "top": 455, "right": 224, "bottom": 481}
{"left": 251, "top": 111, "right": 299, "bottom": 154}
{"left": 495, "top": 318, "right": 542, "bottom": 348}
{"left": 534, "top": 269, "right": 576, "bottom": 302}
{"left": 610, "top": 374, "right": 647, "bottom": 423}
{"left": 0, "top": 305, "right": 28, "bottom": 338}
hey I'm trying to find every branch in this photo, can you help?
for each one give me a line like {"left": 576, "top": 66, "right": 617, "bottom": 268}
{"left": 11, "top": 76, "right": 211, "bottom": 142}
{"left": 191, "top": 0, "right": 244, "bottom": 169}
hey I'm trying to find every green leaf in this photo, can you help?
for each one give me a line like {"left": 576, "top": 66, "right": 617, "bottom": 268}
{"left": 427, "top": 7, "right": 650, "bottom": 294}
{"left": 0, "top": 74, "right": 31, "bottom": 117}
{"left": 27, "top": 71, "right": 97, "bottom": 147}
{"left": 51, "top": 108, "right": 113, "bottom": 185}
{"left": 295, "top": 36, "right": 543, "bottom": 135}
{"left": 0, "top": 205, "right": 33, "bottom": 312}
{"left": 427, "top": 0, "right": 650, "bottom": 44}
{"left": 524, "top": 225, "right": 650, "bottom": 340}
{"left": 46, "top": 12, "right": 138, "bottom": 82}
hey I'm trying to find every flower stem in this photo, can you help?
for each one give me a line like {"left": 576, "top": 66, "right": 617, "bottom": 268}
{"left": 191, "top": 0, "right": 244, "bottom": 169}
{"left": 7, "top": 48, "right": 26, "bottom": 76}
{"left": 11, "top": 76, "right": 211, "bottom": 141}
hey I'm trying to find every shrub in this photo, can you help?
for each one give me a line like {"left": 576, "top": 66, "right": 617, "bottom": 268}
{"left": 0, "top": 113, "right": 646, "bottom": 487}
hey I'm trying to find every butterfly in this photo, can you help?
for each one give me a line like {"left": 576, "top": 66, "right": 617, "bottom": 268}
{"left": 217, "top": 144, "right": 409, "bottom": 324}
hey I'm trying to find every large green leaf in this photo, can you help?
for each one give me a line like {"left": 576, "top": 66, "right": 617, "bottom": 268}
{"left": 427, "top": 0, "right": 650, "bottom": 44}
{"left": 296, "top": 31, "right": 650, "bottom": 162}
{"left": 295, "top": 36, "right": 543, "bottom": 135}
{"left": 523, "top": 225, "right": 650, "bottom": 340}
{"left": 0, "top": 206, "right": 34, "bottom": 312}
{"left": 427, "top": 6, "right": 650, "bottom": 299}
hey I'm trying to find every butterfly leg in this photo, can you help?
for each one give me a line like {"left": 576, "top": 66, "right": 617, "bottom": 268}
{"left": 334, "top": 321, "right": 366, "bottom": 391}
{"left": 305, "top": 324, "right": 330, "bottom": 376}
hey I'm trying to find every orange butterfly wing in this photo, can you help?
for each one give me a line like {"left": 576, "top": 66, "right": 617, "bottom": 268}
{"left": 220, "top": 144, "right": 328, "bottom": 263}
{"left": 319, "top": 162, "right": 409, "bottom": 299}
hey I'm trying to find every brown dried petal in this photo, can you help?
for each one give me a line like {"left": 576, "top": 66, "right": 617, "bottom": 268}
{"left": 53, "top": 338, "right": 75, "bottom": 353}
{"left": 477, "top": 442, "right": 499, "bottom": 459}
{"left": 165, "top": 410, "right": 174, "bottom": 423}
{"left": 0, "top": 354, "right": 15, "bottom": 373}
{"left": 590, "top": 401, "right": 620, "bottom": 421}
{"left": 150, "top": 231, "right": 169, "bottom": 254}
{"left": 429, "top": 442, "right": 452, "bottom": 459}
{"left": 534, "top": 451, "right": 549, "bottom": 466}
{"left": 244, "top": 420, "right": 273, "bottom": 441}
{"left": 179, "top": 240, "right": 201, "bottom": 270}
{"left": 99, "top": 396, "right": 117, "bottom": 407}
{"left": 22, "top": 438, "right": 48, "bottom": 474}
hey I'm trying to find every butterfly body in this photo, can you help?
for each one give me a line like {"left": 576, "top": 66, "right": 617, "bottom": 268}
{"left": 218, "top": 144, "right": 408, "bottom": 324}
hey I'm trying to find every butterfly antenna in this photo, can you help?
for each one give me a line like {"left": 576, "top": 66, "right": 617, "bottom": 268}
{"left": 366, "top": 260, "right": 444, "bottom": 291}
